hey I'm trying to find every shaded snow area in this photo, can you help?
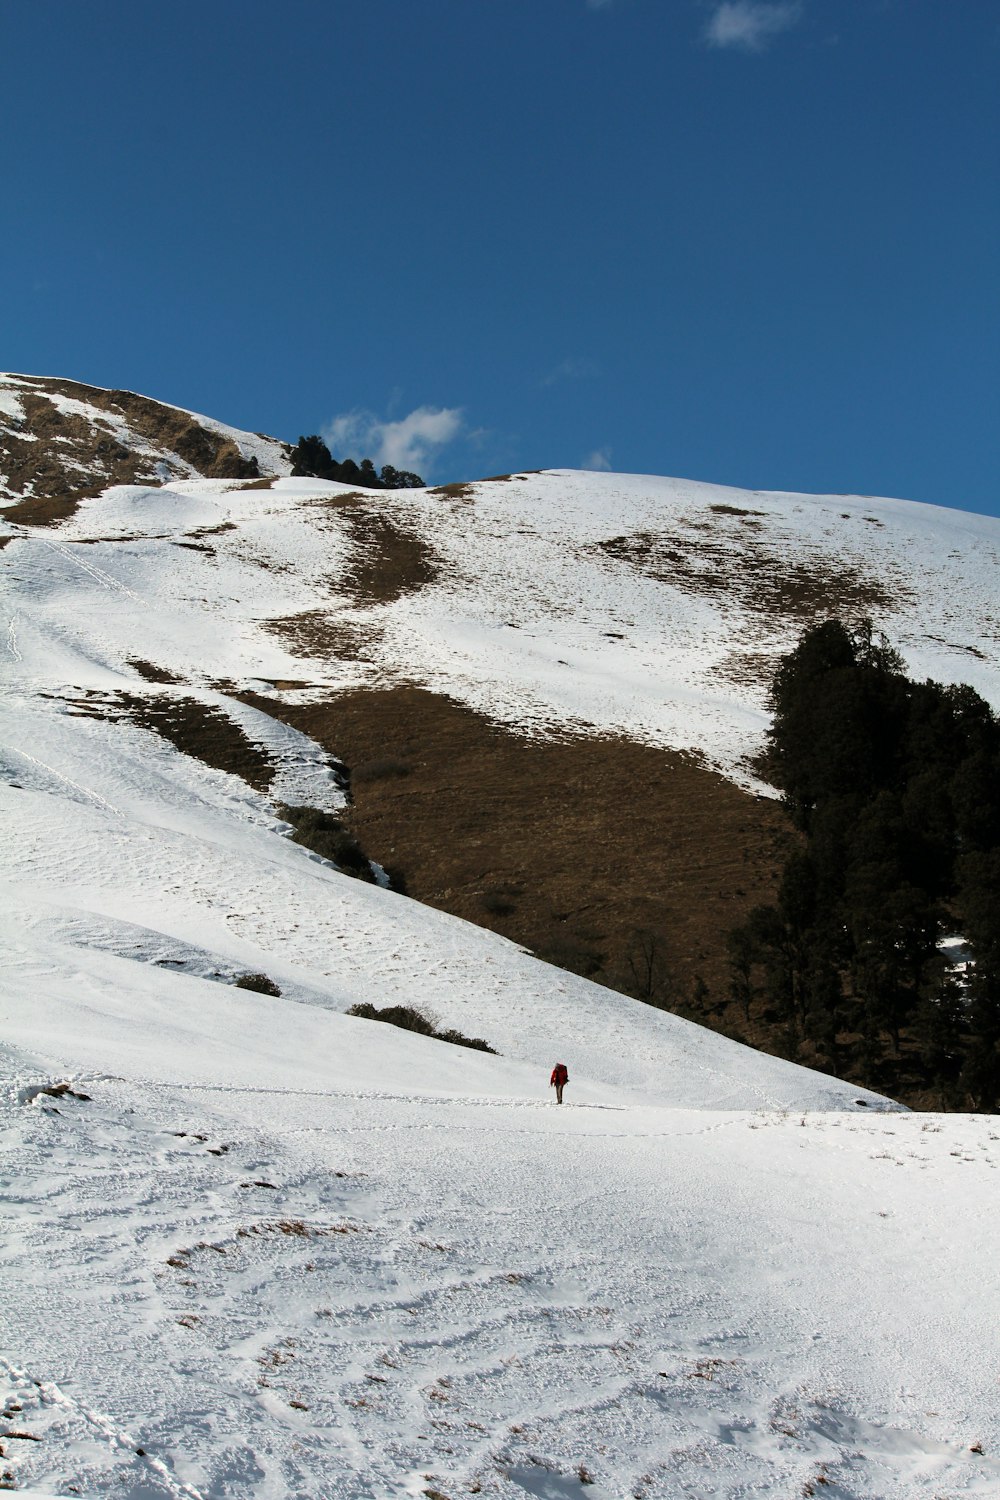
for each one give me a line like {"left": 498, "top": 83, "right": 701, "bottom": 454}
{"left": 3, "top": 466, "right": 1000, "bottom": 1496}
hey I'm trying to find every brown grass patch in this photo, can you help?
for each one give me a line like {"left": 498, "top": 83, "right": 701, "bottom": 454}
{"left": 428, "top": 481, "right": 476, "bottom": 502}
{"left": 339, "top": 510, "right": 439, "bottom": 608}
{"left": 264, "top": 611, "right": 380, "bottom": 663}
{"left": 127, "top": 657, "right": 185, "bottom": 684}
{"left": 592, "top": 521, "right": 906, "bottom": 624}
{"left": 45, "top": 378, "right": 262, "bottom": 479}
{"left": 189, "top": 521, "right": 237, "bottom": 537}
{"left": 115, "top": 693, "right": 274, "bottom": 792}
{"left": 1, "top": 376, "right": 266, "bottom": 526}
{"left": 300, "top": 490, "right": 368, "bottom": 512}
{"left": 238, "top": 685, "right": 794, "bottom": 1027}
{"left": 237, "top": 1219, "right": 365, "bottom": 1239}
{"left": 265, "top": 503, "right": 439, "bottom": 640}
{"left": 2, "top": 486, "right": 104, "bottom": 527}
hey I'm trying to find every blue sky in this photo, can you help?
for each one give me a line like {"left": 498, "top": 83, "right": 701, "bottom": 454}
{"left": 3, "top": 1, "right": 998, "bottom": 512}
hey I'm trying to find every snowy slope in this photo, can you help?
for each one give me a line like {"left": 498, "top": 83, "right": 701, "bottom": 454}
{"left": 3, "top": 467, "right": 1000, "bottom": 787}
{"left": 0, "top": 373, "right": 291, "bottom": 503}
{"left": 4, "top": 703, "right": 1000, "bottom": 1500}
{"left": 3, "top": 449, "right": 1000, "bottom": 1496}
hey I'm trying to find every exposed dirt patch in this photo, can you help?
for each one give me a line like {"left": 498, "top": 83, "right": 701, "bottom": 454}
{"left": 338, "top": 511, "right": 439, "bottom": 608}
{"left": 263, "top": 502, "right": 439, "bottom": 656}
{"left": 290, "top": 494, "right": 440, "bottom": 609}
{"left": 300, "top": 490, "right": 368, "bottom": 513}
{"left": 1, "top": 484, "right": 104, "bottom": 528}
{"left": 591, "top": 519, "right": 905, "bottom": 623}
{"left": 0, "top": 376, "right": 267, "bottom": 524}
{"left": 238, "top": 685, "right": 795, "bottom": 1022}
{"left": 428, "top": 481, "right": 476, "bottom": 502}
{"left": 264, "top": 611, "right": 381, "bottom": 663}
{"left": 127, "top": 658, "right": 185, "bottom": 685}
{"left": 189, "top": 521, "right": 237, "bottom": 537}
{"left": 114, "top": 693, "right": 274, "bottom": 792}
{"left": 714, "top": 646, "right": 789, "bottom": 689}
{"left": 708, "top": 503, "right": 768, "bottom": 518}
{"left": 1, "top": 390, "right": 137, "bottom": 509}
{"left": 45, "top": 378, "right": 263, "bottom": 479}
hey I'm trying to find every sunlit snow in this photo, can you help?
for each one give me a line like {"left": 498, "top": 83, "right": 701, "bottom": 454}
{"left": 3, "top": 416, "right": 1000, "bottom": 1497}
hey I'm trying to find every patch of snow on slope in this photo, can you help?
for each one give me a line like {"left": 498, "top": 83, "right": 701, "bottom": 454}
{"left": 0, "top": 384, "right": 26, "bottom": 420}
{"left": 3, "top": 460, "right": 1000, "bottom": 1496}
{"left": 0, "top": 371, "right": 293, "bottom": 484}
{"left": 7, "top": 468, "right": 1000, "bottom": 789}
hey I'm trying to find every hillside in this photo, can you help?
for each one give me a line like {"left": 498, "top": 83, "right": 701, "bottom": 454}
{"left": 4, "top": 375, "right": 1000, "bottom": 1495}
{"left": 4, "top": 371, "right": 1000, "bottom": 1097}
{"left": 0, "top": 373, "right": 291, "bottom": 525}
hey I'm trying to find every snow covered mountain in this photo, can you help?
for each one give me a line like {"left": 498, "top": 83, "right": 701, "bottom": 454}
{"left": 3, "top": 375, "right": 1000, "bottom": 1498}
{"left": 0, "top": 373, "right": 291, "bottom": 524}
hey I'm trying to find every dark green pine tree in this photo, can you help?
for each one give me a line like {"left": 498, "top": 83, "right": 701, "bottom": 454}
{"left": 728, "top": 615, "right": 1000, "bottom": 1106}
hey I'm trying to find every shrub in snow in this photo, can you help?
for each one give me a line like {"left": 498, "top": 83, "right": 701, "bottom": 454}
{"left": 234, "top": 972, "right": 282, "bottom": 997}
{"left": 279, "top": 803, "right": 376, "bottom": 883}
{"left": 346, "top": 1002, "right": 497, "bottom": 1054}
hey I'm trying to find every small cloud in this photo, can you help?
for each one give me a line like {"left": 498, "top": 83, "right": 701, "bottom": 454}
{"left": 541, "top": 357, "right": 600, "bottom": 388}
{"left": 582, "top": 446, "right": 613, "bottom": 472}
{"left": 705, "top": 1, "right": 801, "bottom": 51}
{"left": 324, "top": 405, "right": 464, "bottom": 476}
{"left": 585, "top": 0, "right": 615, "bottom": 9}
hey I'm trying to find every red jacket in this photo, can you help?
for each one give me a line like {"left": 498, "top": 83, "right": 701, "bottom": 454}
{"left": 550, "top": 1063, "right": 569, "bottom": 1086}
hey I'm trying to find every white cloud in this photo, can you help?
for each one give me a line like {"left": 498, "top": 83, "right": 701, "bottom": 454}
{"left": 582, "top": 446, "right": 613, "bottom": 472}
{"left": 705, "top": 2, "right": 801, "bottom": 51}
{"left": 541, "top": 357, "right": 600, "bottom": 388}
{"left": 324, "top": 405, "right": 464, "bottom": 476}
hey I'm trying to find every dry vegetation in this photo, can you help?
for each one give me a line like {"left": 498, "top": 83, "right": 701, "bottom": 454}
{"left": 0, "top": 376, "right": 268, "bottom": 525}
{"left": 263, "top": 611, "right": 380, "bottom": 663}
{"left": 264, "top": 498, "right": 440, "bottom": 656}
{"left": 428, "top": 481, "right": 477, "bottom": 502}
{"left": 338, "top": 509, "right": 440, "bottom": 608}
{"left": 115, "top": 693, "right": 275, "bottom": 793}
{"left": 591, "top": 511, "right": 908, "bottom": 623}
{"left": 59, "top": 687, "right": 277, "bottom": 794}
{"left": 240, "top": 684, "right": 795, "bottom": 1031}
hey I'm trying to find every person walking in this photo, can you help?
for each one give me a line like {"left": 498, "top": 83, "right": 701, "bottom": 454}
{"left": 550, "top": 1061, "right": 569, "bottom": 1104}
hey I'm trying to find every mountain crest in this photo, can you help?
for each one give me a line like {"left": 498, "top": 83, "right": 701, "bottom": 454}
{"left": 0, "top": 372, "right": 291, "bottom": 525}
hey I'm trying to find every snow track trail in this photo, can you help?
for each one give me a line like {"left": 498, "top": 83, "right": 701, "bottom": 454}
{"left": 3, "top": 1070, "right": 999, "bottom": 1499}
{"left": 0, "top": 1360, "right": 208, "bottom": 1500}
{"left": 4, "top": 459, "right": 1000, "bottom": 1495}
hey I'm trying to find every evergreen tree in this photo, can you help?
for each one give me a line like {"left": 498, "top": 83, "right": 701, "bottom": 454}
{"left": 289, "top": 435, "right": 425, "bottom": 489}
{"left": 728, "top": 616, "right": 1000, "bottom": 1107}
